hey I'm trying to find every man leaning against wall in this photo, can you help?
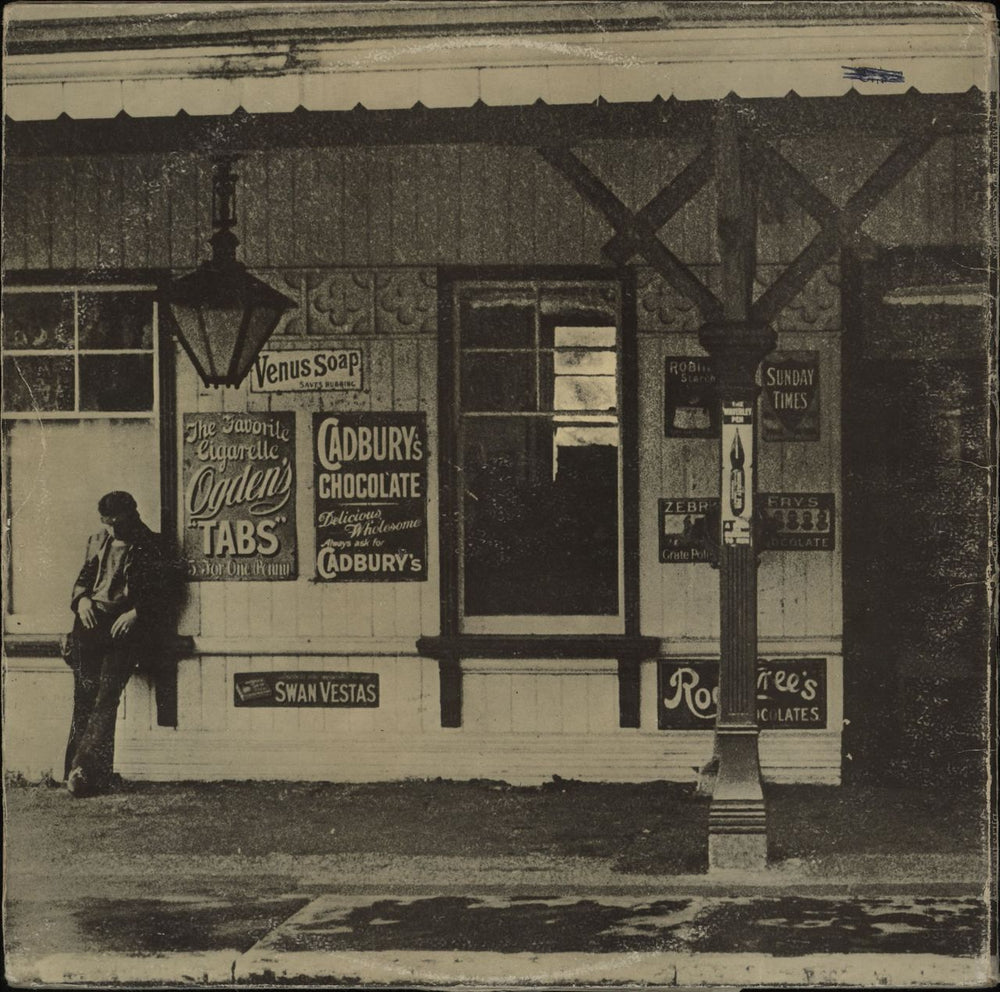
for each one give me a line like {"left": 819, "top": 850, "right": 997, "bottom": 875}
{"left": 63, "top": 491, "right": 172, "bottom": 797}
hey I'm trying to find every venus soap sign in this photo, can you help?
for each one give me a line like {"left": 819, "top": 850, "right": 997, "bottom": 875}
{"left": 182, "top": 412, "right": 297, "bottom": 580}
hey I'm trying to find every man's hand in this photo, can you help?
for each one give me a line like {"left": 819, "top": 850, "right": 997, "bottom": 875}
{"left": 110, "top": 608, "right": 138, "bottom": 639}
{"left": 77, "top": 596, "right": 97, "bottom": 629}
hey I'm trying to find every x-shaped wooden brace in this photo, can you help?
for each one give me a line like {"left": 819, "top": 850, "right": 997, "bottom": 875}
{"left": 748, "top": 131, "right": 938, "bottom": 325}
{"left": 538, "top": 143, "right": 724, "bottom": 321}
{"left": 539, "top": 129, "right": 937, "bottom": 325}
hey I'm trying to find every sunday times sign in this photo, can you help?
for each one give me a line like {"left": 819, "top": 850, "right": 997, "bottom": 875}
{"left": 313, "top": 412, "right": 428, "bottom": 581}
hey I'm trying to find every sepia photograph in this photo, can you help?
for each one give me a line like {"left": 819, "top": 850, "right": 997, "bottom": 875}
{"left": 2, "top": 1, "right": 997, "bottom": 988}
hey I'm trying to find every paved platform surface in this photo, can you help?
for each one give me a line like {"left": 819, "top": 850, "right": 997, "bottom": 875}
{"left": 5, "top": 781, "right": 993, "bottom": 987}
{"left": 5, "top": 861, "right": 993, "bottom": 987}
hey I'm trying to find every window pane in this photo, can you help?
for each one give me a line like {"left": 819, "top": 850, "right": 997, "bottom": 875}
{"left": 553, "top": 326, "right": 616, "bottom": 348}
{"left": 555, "top": 424, "right": 619, "bottom": 448}
{"left": 78, "top": 292, "right": 154, "bottom": 349}
{"left": 1, "top": 293, "right": 74, "bottom": 350}
{"left": 79, "top": 354, "right": 154, "bottom": 411}
{"left": 462, "top": 416, "right": 618, "bottom": 616}
{"left": 460, "top": 302, "right": 534, "bottom": 348}
{"left": 4, "top": 419, "right": 159, "bottom": 623}
{"left": 461, "top": 352, "right": 535, "bottom": 412}
{"left": 554, "top": 375, "right": 617, "bottom": 412}
{"left": 554, "top": 349, "right": 616, "bottom": 375}
{"left": 2, "top": 356, "right": 74, "bottom": 412}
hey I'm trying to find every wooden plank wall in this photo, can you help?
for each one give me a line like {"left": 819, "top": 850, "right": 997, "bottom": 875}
{"left": 3, "top": 135, "right": 986, "bottom": 273}
{"left": 173, "top": 318, "right": 439, "bottom": 647}
{"left": 6, "top": 131, "right": 983, "bottom": 783}
{"left": 637, "top": 332, "right": 841, "bottom": 645}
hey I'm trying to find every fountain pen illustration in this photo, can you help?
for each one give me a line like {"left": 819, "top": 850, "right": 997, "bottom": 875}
{"left": 729, "top": 429, "right": 746, "bottom": 516}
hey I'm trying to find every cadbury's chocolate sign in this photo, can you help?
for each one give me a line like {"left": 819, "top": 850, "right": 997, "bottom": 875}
{"left": 313, "top": 412, "right": 428, "bottom": 582}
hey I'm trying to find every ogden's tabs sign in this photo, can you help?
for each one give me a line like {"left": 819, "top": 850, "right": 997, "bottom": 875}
{"left": 182, "top": 412, "right": 297, "bottom": 580}
{"left": 761, "top": 351, "right": 820, "bottom": 441}
{"left": 313, "top": 412, "right": 428, "bottom": 582}
{"left": 250, "top": 349, "right": 363, "bottom": 393}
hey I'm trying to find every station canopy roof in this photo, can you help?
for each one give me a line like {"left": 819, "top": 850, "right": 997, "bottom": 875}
{"left": 3, "top": 1, "right": 996, "bottom": 122}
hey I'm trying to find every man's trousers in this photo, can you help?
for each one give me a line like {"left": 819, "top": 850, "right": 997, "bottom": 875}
{"left": 64, "top": 615, "right": 143, "bottom": 791}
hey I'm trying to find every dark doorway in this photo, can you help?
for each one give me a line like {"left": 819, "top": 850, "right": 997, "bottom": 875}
{"left": 841, "top": 248, "right": 990, "bottom": 787}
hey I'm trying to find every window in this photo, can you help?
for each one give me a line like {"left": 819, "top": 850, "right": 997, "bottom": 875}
{"left": 453, "top": 280, "right": 624, "bottom": 634}
{"left": 2, "top": 286, "right": 161, "bottom": 633}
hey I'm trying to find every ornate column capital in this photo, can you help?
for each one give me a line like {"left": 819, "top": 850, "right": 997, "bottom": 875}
{"left": 698, "top": 320, "right": 777, "bottom": 392}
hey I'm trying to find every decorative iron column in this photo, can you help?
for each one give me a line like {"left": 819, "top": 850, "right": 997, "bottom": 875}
{"left": 698, "top": 100, "right": 776, "bottom": 870}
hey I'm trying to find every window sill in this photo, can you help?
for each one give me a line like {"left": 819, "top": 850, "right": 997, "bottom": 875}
{"left": 416, "top": 634, "right": 660, "bottom": 661}
{"left": 3, "top": 634, "right": 194, "bottom": 657}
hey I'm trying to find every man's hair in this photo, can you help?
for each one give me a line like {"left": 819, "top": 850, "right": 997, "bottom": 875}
{"left": 98, "top": 491, "right": 138, "bottom": 517}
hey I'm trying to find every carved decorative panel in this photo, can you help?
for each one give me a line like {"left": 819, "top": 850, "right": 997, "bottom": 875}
{"left": 308, "top": 270, "right": 375, "bottom": 336}
{"left": 756, "top": 263, "right": 840, "bottom": 331}
{"left": 636, "top": 266, "right": 719, "bottom": 334}
{"left": 264, "top": 271, "right": 307, "bottom": 336}
{"left": 375, "top": 269, "right": 437, "bottom": 334}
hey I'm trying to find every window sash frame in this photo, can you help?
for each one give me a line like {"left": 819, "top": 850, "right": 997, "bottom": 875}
{"left": 2, "top": 283, "right": 162, "bottom": 633}
{"left": 2, "top": 284, "right": 159, "bottom": 420}
{"left": 452, "top": 277, "right": 627, "bottom": 635}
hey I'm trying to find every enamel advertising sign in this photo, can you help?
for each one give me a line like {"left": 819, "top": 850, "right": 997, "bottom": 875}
{"left": 721, "top": 400, "right": 753, "bottom": 546}
{"left": 249, "top": 349, "right": 363, "bottom": 393}
{"left": 761, "top": 351, "right": 820, "bottom": 441}
{"left": 313, "top": 412, "right": 428, "bottom": 582}
{"left": 658, "top": 497, "right": 716, "bottom": 563}
{"left": 182, "top": 412, "right": 297, "bottom": 580}
{"left": 659, "top": 493, "right": 836, "bottom": 557}
{"left": 657, "top": 658, "right": 827, "bottom": 729}
{"left": 233, "top": 671, "right": 379, "bottom": 708}
{"left": 759, "top": 492, "right": 835, "bottom": 550}
{"left": 664, "top": 355, "right": 717, "bottom": 437}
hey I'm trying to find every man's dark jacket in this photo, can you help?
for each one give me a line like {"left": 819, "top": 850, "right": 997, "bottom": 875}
{"left": 71, "top": 521, "right": 168, "bottom": 630}
{"left": 70, "top": 521, "right": 180, "bottom": 725}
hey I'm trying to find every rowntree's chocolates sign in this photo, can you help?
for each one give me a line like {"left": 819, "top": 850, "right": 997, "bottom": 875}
{"left": 657, "top": 658, "right": 827, "bottom": 730}
{"left": 182, "top": 412, "right": 297, "bottom": 580}
{"left": 313, "top": 412, "right": 428, "bottom": 582}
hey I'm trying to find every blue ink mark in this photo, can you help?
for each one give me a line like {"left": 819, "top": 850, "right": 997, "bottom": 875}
{"left": 843, "top": 66, "right": 905, "bottom": 84}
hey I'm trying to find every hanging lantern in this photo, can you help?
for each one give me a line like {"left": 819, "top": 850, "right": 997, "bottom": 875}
{"left": 162, "top": 156, "right": 296, "bottom": 387}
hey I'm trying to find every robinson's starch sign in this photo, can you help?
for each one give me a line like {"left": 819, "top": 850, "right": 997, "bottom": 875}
{"left": 314, "top": 412, "right": 428, "bottom": 581}
{"left": 182, "top": 412, "right": 297, "bottom": 580}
